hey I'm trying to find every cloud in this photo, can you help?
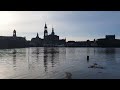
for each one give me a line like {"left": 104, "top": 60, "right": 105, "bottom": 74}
{"left": 0, "top": 11, "right": 120, "bottom": 41}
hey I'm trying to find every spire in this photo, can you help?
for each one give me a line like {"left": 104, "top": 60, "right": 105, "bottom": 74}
{"left": 51, "top": 26, "right": 55, "bottom": 35}
{"left": 36, "top": 33, "right": 39, "bottom": 38}
{"left": 44, "top": 23, "right": 48, "bottom": 37}
{"left": 52, "top": 25, "right": 54, "bottom": 32}
{"left": 44, "top": 22, "right": 47, "bottom": 28}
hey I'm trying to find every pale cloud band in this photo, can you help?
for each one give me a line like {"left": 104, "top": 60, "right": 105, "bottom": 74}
{"left": 0, "top": 11, "right": 119, "bottom": 41}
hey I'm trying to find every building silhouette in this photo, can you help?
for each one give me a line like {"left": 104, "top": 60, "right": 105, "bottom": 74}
{"left": 96, "top": 35, "right": 120, "bottom": 47}
{"left": 30, "top": 33, "right": 43, "bottom": 47}
{"left": 44, "top": 23, "right": 60, "bottom": 46}
{"left": 66, "top": 39, "right": 97, "bottom": 47}
{"left": 30, "top": 23, "right": 66, "bottom": 47}
{"left": 1, "top": 24, "right": 120, "bottom": 48}
{"left": 0, "top": 29, "right": 27, "bottom": 49}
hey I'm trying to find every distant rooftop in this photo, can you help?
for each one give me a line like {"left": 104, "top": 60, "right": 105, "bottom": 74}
{"left": 106, "top": 35, "right": 115, "bottom": 40}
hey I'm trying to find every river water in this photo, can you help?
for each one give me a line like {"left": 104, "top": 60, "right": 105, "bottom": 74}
{"left": 0, "top": 47, "right": 120, "bottom": 79}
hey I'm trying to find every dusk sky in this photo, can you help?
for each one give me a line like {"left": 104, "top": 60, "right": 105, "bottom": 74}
{"left": 0, "top": 11, "right": 120, "bottom": 41}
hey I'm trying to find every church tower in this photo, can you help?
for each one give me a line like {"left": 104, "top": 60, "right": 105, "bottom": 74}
{"left": 36, "top": 33, "right": 39, "bottom": 38}
{"left": 13, "top": 29, "right": 16, "bottom": 37}
{"left": 44, "top": 23, "right": 48, "bottom": 38}
{"left": 51, "top": 26, "right": 55, "bottom": 35}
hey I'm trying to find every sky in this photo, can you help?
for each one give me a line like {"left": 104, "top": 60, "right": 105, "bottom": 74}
{"left": 0, "top": 11, "right": 120, "bottom": 41}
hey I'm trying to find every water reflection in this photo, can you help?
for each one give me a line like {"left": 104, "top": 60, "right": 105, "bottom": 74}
{"left": 96, "top": 48, "right": 116, "bottom": 54}
{"left": 105, "top": 48, "right": 116, "bottom": 54}
{"left": 43, "top": 47, "right": 59, "bottom": 72}
{"left": 96, "top": 48, "right": 116, "bottom": 64}
{"left": 43, "top": 47, "right": 48, "bottom": 72}
{"left": 51, "top": 48, "right": 55, "bottom": 67}
{"left": 94, "top": 47, "right": 96, "bottom": 56}
{"left": 35, "top": 47, "right": 40, "bottom": 63}
{"left": 86, "top": 48, "right": 90, "bottom": 63}
{"left": 87, "top": 48, "right": 90, "bottom": 56}
{"left": 28, "top": 48, "right": 31, "bottom": 70}
{"left": 12, "top": 49, "right": 17, "bottom": 70}
{"left": 0, "top": 47, "right": 120, "bottom": 79}
{"left": 51, "top": 47, "right": 59, "bottom": 67}
{"left": 105, "top": 48, "right": 116, "bottom": 61}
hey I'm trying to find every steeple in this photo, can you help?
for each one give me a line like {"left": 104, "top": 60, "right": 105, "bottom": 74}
{"left": 52, "top": 25, "right": 54, "bottom": 31}
{"left": 36, "top": 33, "right": 39, "bottom": 38}
{"left": 44, "top": 22, "right": 48, "bottom": 38}
{"left": 51, "top": 26, "right": 55, "bottom": 35}
{"left": 44, "top": 22, "right": 47, "bottom": 29}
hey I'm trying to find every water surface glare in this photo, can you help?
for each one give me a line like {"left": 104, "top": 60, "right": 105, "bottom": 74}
{"left": 0, "top": 47, "right": 120, "bottom": 79}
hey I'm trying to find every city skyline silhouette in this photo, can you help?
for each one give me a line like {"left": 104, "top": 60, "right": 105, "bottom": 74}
{"left": 0, "top": 11, "right": 120, "bottom": 41}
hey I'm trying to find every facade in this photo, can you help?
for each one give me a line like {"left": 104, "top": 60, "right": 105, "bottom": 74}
{"left": 0, "top": 30, "right": 27, "bottom": 49}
